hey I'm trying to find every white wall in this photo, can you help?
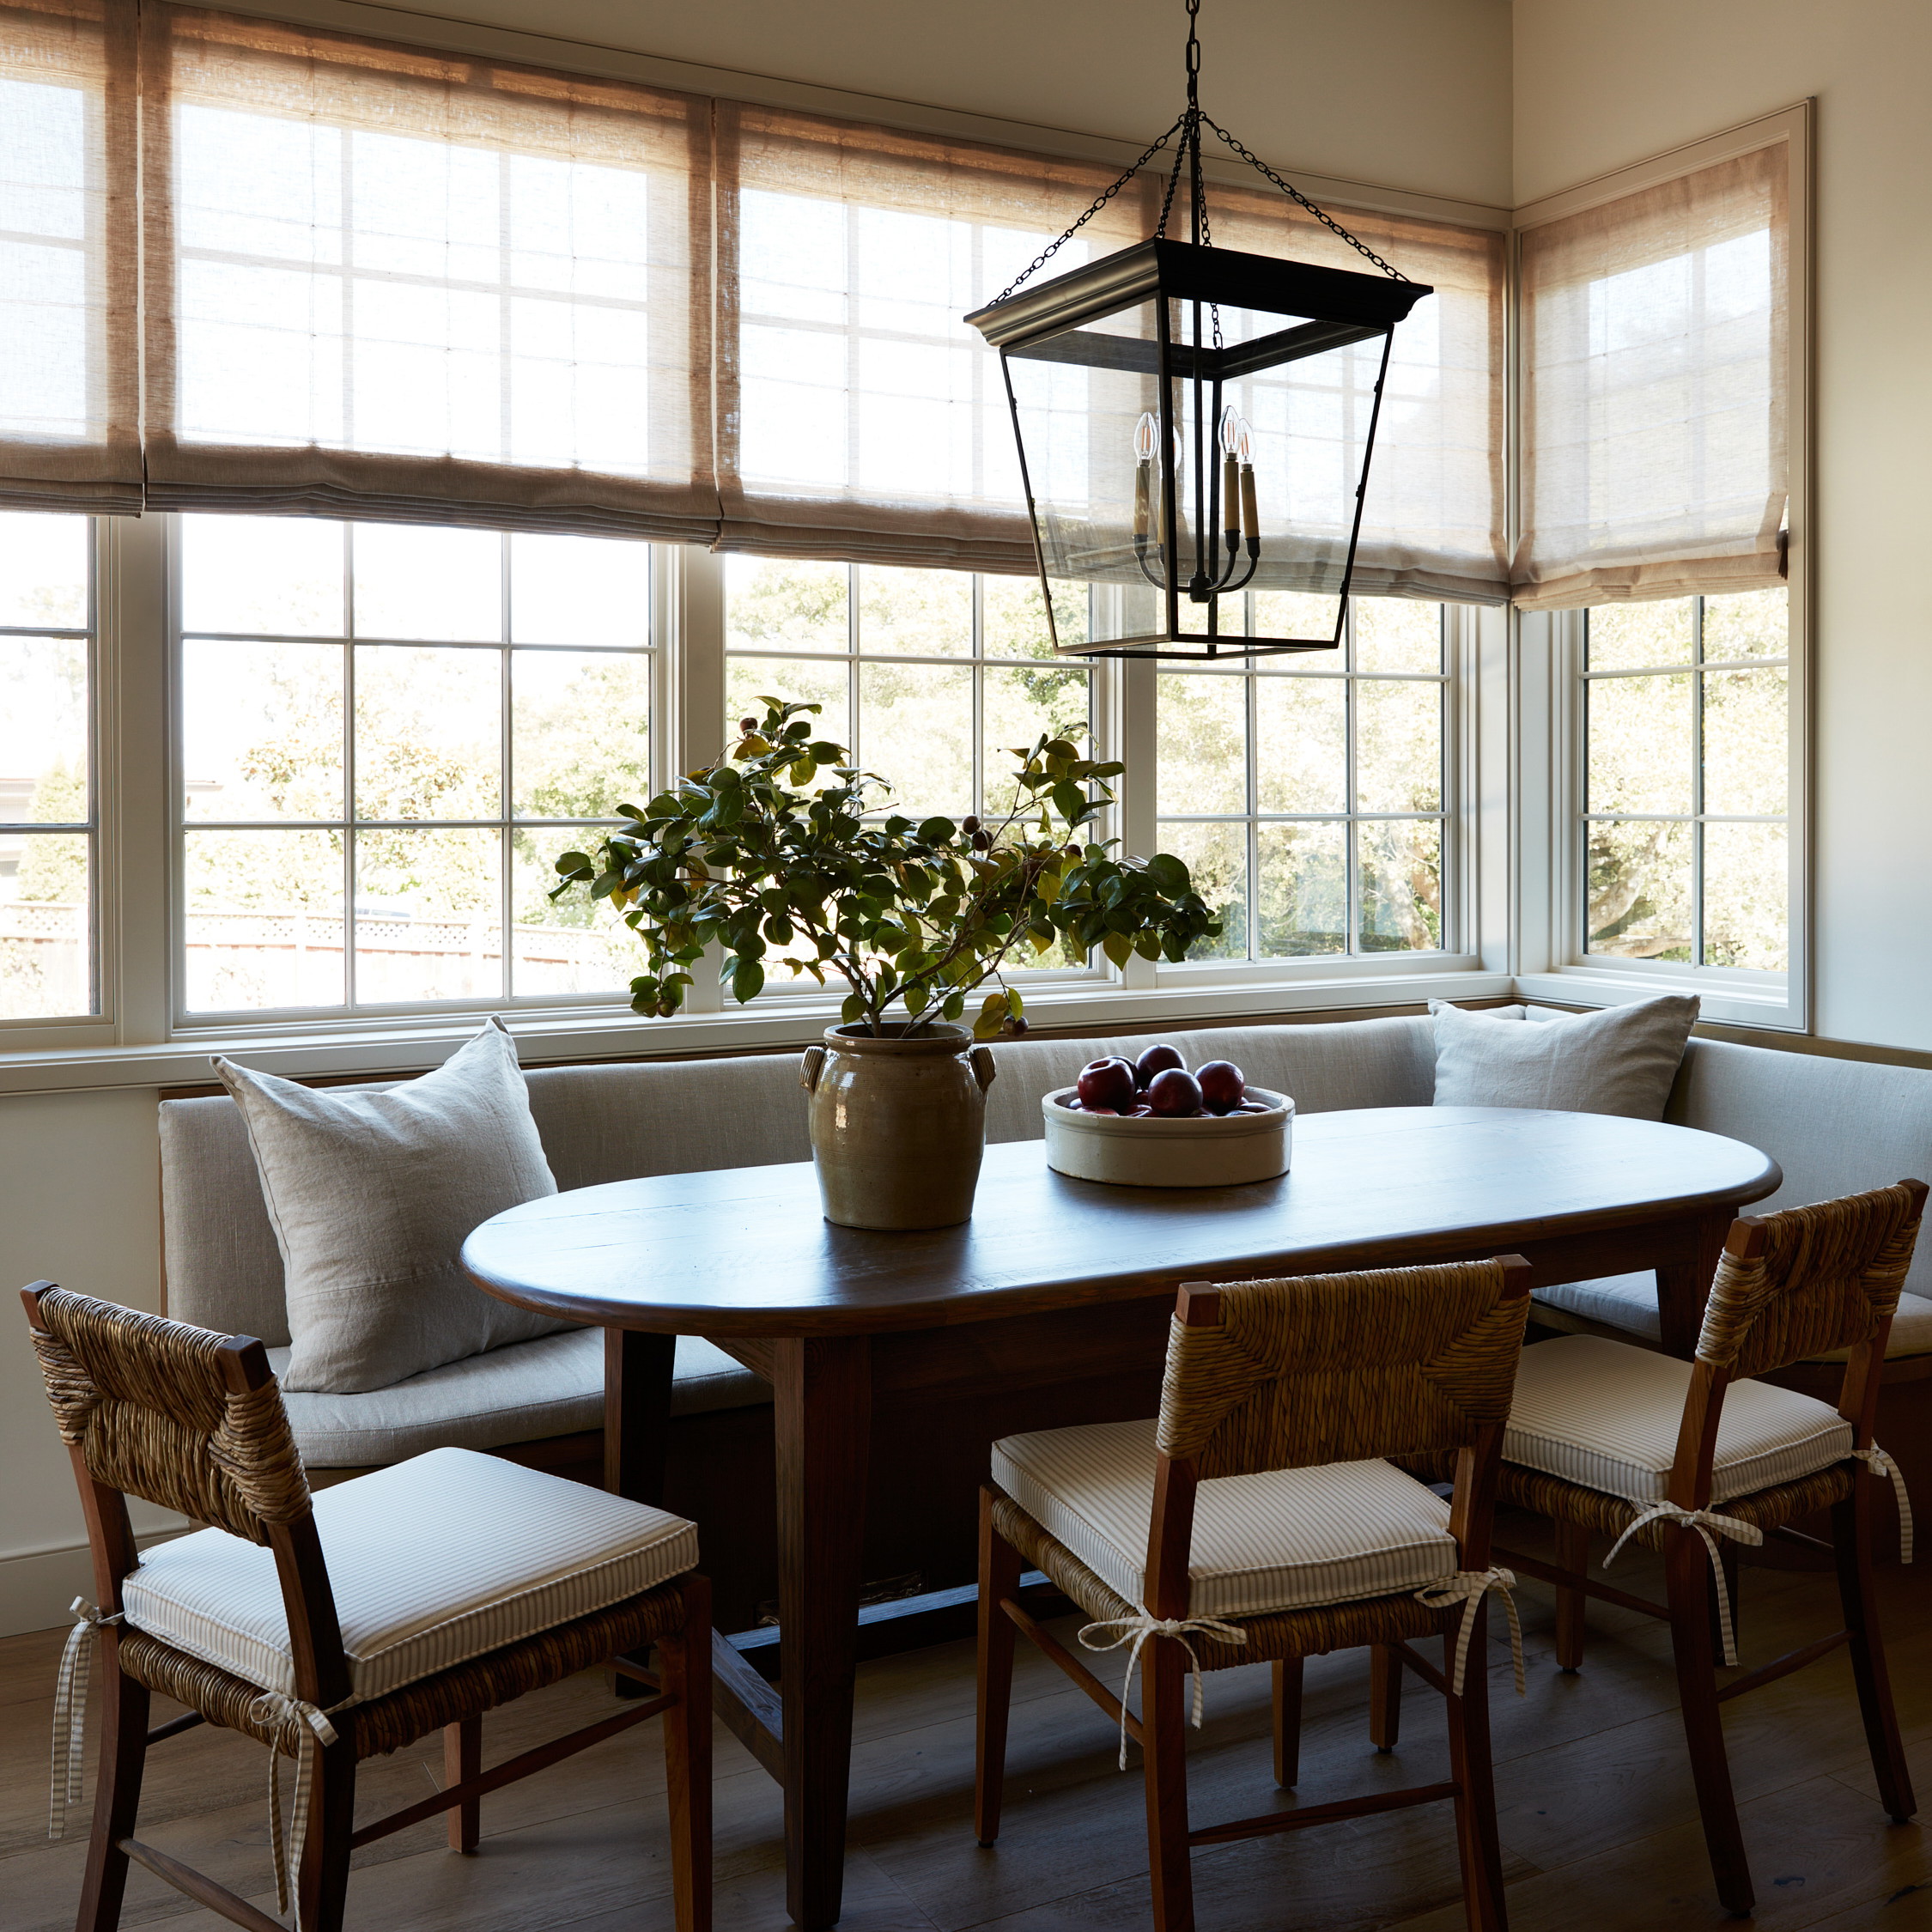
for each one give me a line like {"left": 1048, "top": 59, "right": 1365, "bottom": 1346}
{"left": 382, "top": 0, "right": 1516, "bottom": 208}
{"left": 1515, "top": 0, "right": 1932, "bottom": 1052}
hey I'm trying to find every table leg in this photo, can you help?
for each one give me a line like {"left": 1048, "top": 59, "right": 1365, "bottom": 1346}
{"left": 605, "top": 1327, "right": 676, "bottom": 1504}
{"left": 1655, "top": 1208, "right": 1736, "bottom": 1358}
{"left": 606, "top": 1328, "right": 677, "bottom": 1704}
{"left": 774, "top": 1335, "right": 872, "bottom": 1930}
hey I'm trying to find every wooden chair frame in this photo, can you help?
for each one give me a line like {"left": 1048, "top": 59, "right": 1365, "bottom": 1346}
{"left": 975, "top": 1257, "right": 1534, "bottom": 1932}
{"left": 22, "top": 1283, "right": 712, "bottom": 1932}
{"left": 1493, "top": 1180, "right": 1925, "bottom": 1917}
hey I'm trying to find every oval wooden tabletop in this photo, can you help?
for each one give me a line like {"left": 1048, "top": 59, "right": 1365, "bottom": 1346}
{"left": 461, "top": 1105, "right": 1780, "bottom": 1339}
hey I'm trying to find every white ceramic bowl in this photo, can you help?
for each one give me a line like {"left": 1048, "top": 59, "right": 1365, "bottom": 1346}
{"left": 1041, "top": 1085, "right": 1294, "bottom": 1188}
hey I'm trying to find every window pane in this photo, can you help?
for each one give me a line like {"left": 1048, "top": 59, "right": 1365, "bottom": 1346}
{"left": 182, "top": 829, "right": 345, "bottom": 1012}
{"left": 1255, "top": 675, "right": 1345, "bottom": 814}
{"left": 1702, "top": 667, "right": 1787, "bottom": 817}
{"left": 1355, "top": 679, "right": 1441, "bottom": 813}
{"left": 1704, "top": 821, "right": 1788, "bottom": 971}
{"left": 1585, "top": 820, "right": 1694, "bottom": 961}
{"left": 182, "top": 514, "right": 343, "bottom": 636}
{"left": 981, "top": 574, "right": 1059, "bottom": 659}
{"left": 1587, "top": 599, "right": 1694, "bottom": 671}
{"left": 726, "top": 654, "right": 849, "bottom": 750}
{"left": 182, "top": 640, "right": 343, "bottom": 822}
{"left": 509, "top": 533, "right": 649, "bottom": 647}
{"left": 1353, "top": 599, "right": 1440, "bottom": 674}
{"left": 1587, "top": 673, "right": 1692, "bottom": 815}
{"left": 725, "top": 556, "right": 848, "bottom": 653}
{"left": 1157, "top": 820, "right": 1246, "bottom": 959}
{"left": 512, "top": 651, "right": 651, "bottom": 819}
{"left": 857, "top": 660, "right": 972, "bottom": 818}
{"left": 0, "top": 635, "right": 88, "bottom": 821}
{"left": 354, "top": 647, "right": 501, "bottom": 820}
{"left": 510, "top": 828, "right": 637, "bottom": 997}
{"left": 353, "top": 525, "right": 501, "bottom": 641}
{"left": 1358, "top": 819, "right": 1443, "bottom": 951}
{"left": 1701, "top": 586, "right": 1787, "bottom": 661}
{"left": 983, "top": 663, "right": 1089, "bottom": 817}
{"left": 0, "top": 511, "right": 87, "bottom": 628}
{"left": 0, "top": 832, "right": 90, "bottom": 1018}
{"left": 1157, "top": 672, "right": 1245, "bottom": 815}
{"left": 1256, "top": 823, "right": 1346, "bottom": 957}
{"left": 857, "top": 565, "right": 970, "bottom": 657}
{"left": 1251, "top": 588, "right": 1340, "bottom": 649}
{"left": 354, "top": 828, "right": 502, "bottom": 1003}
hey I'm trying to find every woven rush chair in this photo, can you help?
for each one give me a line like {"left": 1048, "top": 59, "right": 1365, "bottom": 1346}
{"left": 22, "top": 1284, "right": 712, "bottom": 1932}
{"left": 1492, "top": 1180, "right": 1925, "bottom": 1918}
{"left": 975, "top": 1257, "right": 1534, "bottom": 1932}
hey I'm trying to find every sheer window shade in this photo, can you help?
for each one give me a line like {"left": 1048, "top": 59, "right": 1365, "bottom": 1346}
{"left": 0, "top": 0, "right": 138, "bottom": 512}
{"left": 141, "top": 7, "right": 715, "bottom": 538}
{"left": 1514, "top": 145, "right": 1789, "bottom": 611}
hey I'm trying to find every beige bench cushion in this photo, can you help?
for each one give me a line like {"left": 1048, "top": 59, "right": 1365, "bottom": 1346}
{"left": 1504, "top": 1334, "right": 1853, "bottom": 1504}
{"left": 1532, "top": 1275, "right": 1932, "bottom": 1360}
{"left": 121, "top": 1448, "right": 697, "bottom": 1704}
{"left": 268, "top": 1327, "right": 769, "bottom": 1467}
{"left": 992, "top": 1418, "right": 1456, "bottom": 1619}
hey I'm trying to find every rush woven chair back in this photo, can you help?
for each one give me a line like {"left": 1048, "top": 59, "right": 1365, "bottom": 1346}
{"left": 1493, "top": 1178, "right": 1926, "bottom": 1917}
{"left": 23, "top": 1284, "right": 712, "bottom": 1932}
{"left": 977, "top": 1258, "right": 1533, "bottom": 1932}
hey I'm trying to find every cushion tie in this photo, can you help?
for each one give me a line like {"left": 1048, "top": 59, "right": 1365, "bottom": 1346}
{"left": 1604, "top": 1504, "right": 1763, "bottom": 1665}
{"left": 245, "top": 1690, "right": 342, "bottom": 1919}
{"left": 1850, "top": 1446, "right": 1912, "bottom": 1564}
{"left": 49, "top": 1598, "right": 123, "bottom": 1842}
{"left": 1412, "top": 1568, "right": 1526, "bottom": 1698}
{"left": 1077, "top": 1613, "right": 1249, "bottom": 1770}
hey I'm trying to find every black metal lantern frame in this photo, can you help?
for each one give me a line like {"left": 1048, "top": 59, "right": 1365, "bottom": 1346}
{"left": 964, "top": 1, "right": 1431, "bottom": 661}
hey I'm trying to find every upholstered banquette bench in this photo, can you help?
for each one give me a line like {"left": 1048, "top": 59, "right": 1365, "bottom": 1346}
{"left": 161, "top": 1013, "right": 1932, "bottom": 1617}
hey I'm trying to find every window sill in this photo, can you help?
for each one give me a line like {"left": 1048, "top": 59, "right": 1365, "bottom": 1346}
{"left": 0, "top": 965, "right": 1514, "bottom": 1096}
{"left": 1514, "top": 967, "right": 1803, "bottom": 1033}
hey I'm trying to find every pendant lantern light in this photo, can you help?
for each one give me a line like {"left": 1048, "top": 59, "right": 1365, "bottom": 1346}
{"left": 965, "top": 0, "right": 1431, "bottom": 659}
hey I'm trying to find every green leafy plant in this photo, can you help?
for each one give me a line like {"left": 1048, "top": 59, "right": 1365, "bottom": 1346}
{"left": 550, "top": 696, "right": 1222, "bottom": 1038}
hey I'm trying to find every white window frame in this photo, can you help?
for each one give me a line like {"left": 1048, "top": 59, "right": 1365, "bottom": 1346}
{"left": 1510, "top": 104, "right": 1813, "bottom": 1034}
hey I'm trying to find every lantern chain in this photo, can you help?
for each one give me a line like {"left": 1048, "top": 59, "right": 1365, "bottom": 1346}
{"left": 989, "top": 118, "right": 1186, "bottom": 307}
{"left": 1200, "top": 114, "right": 1410, "bottom": 282}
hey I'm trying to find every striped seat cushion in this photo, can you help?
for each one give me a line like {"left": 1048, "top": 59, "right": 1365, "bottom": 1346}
{"left": 121, "top": 1447, "right": 697, "bottom": 1704}
{"left": 1504, "top": 1334, "right": 1853, "bottom": 1504}
{"left": 991, "top": 1419, "right": 1457, "bottom": 1620}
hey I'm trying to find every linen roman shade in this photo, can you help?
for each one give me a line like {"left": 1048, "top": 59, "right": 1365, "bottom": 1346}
{"left": 1513, "top": 144, "right": 1789, "bottom": 611}
{"left": 0, "top": 0, "right": 139, "bottom": 512}
{"left": 139, "top": 5, "right": 716, "bottom": 538}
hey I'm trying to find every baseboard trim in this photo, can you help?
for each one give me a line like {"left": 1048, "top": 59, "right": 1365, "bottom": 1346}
{"left": 0, "top": 1530, "right": 188, "bottom": 1639}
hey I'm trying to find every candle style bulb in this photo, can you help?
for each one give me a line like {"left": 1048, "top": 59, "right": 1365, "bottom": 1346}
{"left": 1236, "top": 416, "right": 1259, "bottom": 542}
{"left": 1133, "top": 410, "right": 1157, "bottom": 538}
{"left": 1218, "top": 406, "right": 1241, "bottom": 538}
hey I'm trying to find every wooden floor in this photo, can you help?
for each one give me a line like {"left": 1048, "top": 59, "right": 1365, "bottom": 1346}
{"left": 3, "top": 1534, "right": 1929, "bottom": 1932}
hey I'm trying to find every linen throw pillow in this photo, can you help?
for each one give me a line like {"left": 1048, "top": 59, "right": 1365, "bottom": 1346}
{"left": 214, "top": 1018, "right": 568, "bottom": 1394}
{"left": 1429, "top": 994, "right": 1699, "bottom": 1121}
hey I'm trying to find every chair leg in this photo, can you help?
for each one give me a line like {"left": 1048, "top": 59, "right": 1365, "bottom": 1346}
{"left": 1272, "top": 1657, "right": 1303, "bottom": 1789}
{"left": 298, "top": 1735, "right": 357, "bottom": 1932}
{"left": 1663, "top": 1525, "right": 1753, "bottom": 1916}
{"left": 1552, "top": 1518, "right": 1589, "bottom": 1672}
{"left": 75, "top": 1659, "right": 149, "bottom": 1932}
{"left": 975, "top": 1488, "right": 1022, "bottom": 1847}
{"left": 1832, "top": 1488, "right": 1916, "bottom": 1822}
{"left": 661, "top": 1575, "right": 714, "bottom": 1932}
{"left": 1140, "top": 1637, "right": 1194, "bottom": 1932}
{"left": 1443, "top": 1601, "right": 1507, "bottom": 1932}
{"left": 1370, "top": 1643, "right": 1402, "bottom": 1752}
{"left": 444, "top": 1716, "right": 481, "bottom": 1854}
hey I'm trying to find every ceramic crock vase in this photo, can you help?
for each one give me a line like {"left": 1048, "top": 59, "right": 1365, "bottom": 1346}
{"left": 799, "top": 1022, "right": 998, "bottom": 1230}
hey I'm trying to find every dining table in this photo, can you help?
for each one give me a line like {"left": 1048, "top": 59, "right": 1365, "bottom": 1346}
{"left": 461, "top": 1102, "right": 1780, "bottom": 1929}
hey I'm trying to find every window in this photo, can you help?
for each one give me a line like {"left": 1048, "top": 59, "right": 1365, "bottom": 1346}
{"left": 723, "top": 558, "right": 1091, "bottom": 810}
{"left": 0, "top": 510, "right": 94, "bottom": 1018}
{"left": 175, "top": 514, "right": 656, "bottom": 1018}
{"left": 1157, "top": 596, "right": 1450, "bottom": 963}
{"left": 1580, "top": 586, "right": 1789, "bottom": 974}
